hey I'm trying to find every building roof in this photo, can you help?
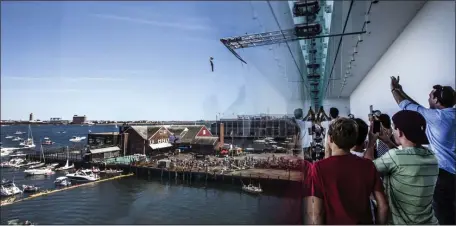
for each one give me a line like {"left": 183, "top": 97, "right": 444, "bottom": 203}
{"left": 89, "top": 146, "right": 121, "bottom": 154}
{"left": 191, "top": 137, "right": 219, "bottom": 145}
{"left": 130, "top": 126, "right": 148, "bottom": 139}
{"left": 130, "top": 126, "right": 162, "bottom": 140}
{"left": 179, "top": 125, "right": 205, "bottom": 143}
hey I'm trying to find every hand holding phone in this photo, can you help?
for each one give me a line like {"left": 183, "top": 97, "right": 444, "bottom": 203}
{"left": 373, "top": 120, "right": 381, "bottom": 134}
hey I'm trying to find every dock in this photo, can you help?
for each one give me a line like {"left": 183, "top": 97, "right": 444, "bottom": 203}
{"left": 1, "top": 173, "right": 134, "bottom": 207}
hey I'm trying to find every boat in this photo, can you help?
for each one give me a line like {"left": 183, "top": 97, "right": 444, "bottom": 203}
{"left": 242, "top": 183, "right": 263, "bottom": 194}
{"left": 22, "top": 184, "right": 39, "bottom": 193}
{"left": 69, "top": 136, "right": 86, "bottom": 142}
{"left": 55, "top": 147, "right": 74, "bottom": 171}
{"left": 1, "top": 196, "right": 16, "bottom": 206}
{"left": 9, "top": 153, "right": 27, "bottom": 158}
{"left": 100, "top": 168, "right": 123, "bottom": 174}
{"left": 24, "top": 145, "right": 54, "bottom": 175}
{"left": 27, "top": 163, "right": 45, "bottom": 169}
{"left": 24, "top": 167, "right": 54, "bottom": 176}
{"left": 12, "top": 137, "right": 22, "bottom": 142}
{"left": 0, "top": 158, "right": 25, "bottom": 168}
{"left": 42, "top": 137, "right": 55, "bottom": 145}
{"left": 5, "top": 135, "right": 14, "bottom": 139}
{"left": 1, "top": 180, "right": 22, "bottom": 196}
{"left": 7, "top": 219, "right": 35, "bottom": 225}
{"left": 18, "top": 125, "right": 35, "bottom": 149}
{"left": 14, "top": 131, "right": 24, "bottom": 135}
{"left": 1, "top": 148, "right": 14, "bottom": 157}
{"left": 45, "top": 163, "right": 59, "bottom": 169}
{"left": 54, "top": 176, "right": 71, "bottom": 186}
{"left": 66, "top": 169, "right": 99, "bottom": 182}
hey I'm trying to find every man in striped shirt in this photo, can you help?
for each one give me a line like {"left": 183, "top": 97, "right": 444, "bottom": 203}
{"left": 391, "top": 76, "right": 455, "bottom": 224}
{"left": 366, "top": 110, "right": 439, "bottom": 224}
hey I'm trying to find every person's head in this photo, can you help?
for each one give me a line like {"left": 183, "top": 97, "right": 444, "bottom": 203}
{"left": 428, "top": 85, "right": 456, "bottom": 109}
{"left": 353, "top": 118, "right": 368, "bottom": 149}
{"left": 329, "top": 107, "right": 339, "bottom": 119}
{"left": 327, "top": 117, "right": 358, "bottom": 152}
{"left": 391, "top": 110, "right": 429, "bottom": 147}
{"left": 294, "top": 108, "right": 303, "bottom": 119}
{"left": 377, "top": 113, "right": 391, "bottom": 129}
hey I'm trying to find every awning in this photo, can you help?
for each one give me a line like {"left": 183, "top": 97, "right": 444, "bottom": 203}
{"left": 89, "top": 146, "right": 121, "bottom": 154}
{"left": 149, "top": 143, "right": 173, "bottom": 150}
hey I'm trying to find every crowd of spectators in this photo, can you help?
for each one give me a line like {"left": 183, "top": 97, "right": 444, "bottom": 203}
{"left": 303, "top": 77, "right": 455, "bottom": 225}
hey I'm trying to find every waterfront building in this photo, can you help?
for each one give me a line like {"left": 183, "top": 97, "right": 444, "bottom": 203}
{"left": 29, "top": 113, "right": 33, "bottom": 122}
{"left": 72, "top": 115, "right": 87, "bottom": 124}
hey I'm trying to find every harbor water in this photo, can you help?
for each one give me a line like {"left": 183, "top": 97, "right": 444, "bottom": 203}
{"left": 1, "top": 125, "right": 303, "bottom": 224}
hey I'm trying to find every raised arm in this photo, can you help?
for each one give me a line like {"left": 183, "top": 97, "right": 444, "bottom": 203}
{"left": 390, "top": 76, "right": 420, "bottom": 105}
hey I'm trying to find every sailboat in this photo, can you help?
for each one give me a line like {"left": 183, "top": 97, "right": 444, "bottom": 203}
{"left": 55, "top": 146, "right": 74, "bottom": 171}
{"left": 24, "top": 145, "right": 54, "bottom": 176}
{"left": 18, "top": 125, "right": 35, "bottom": 149}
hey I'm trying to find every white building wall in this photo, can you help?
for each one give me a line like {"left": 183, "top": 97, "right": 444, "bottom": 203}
{"left": 350, "top": 1, "right": 455, "bottom": 122}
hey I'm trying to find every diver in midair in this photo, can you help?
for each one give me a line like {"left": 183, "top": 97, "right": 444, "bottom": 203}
{"left": 210, "top": 57, "right": 214, "bottom": 72}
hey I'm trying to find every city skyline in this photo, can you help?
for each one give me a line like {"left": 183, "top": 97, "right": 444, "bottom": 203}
{"left": 1, "top": 1, "right": 305, "bottom": 121}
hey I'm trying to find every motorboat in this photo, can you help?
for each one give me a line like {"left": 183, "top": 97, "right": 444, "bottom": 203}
{"left": 14, "top": 131, "right": 24, "bottom": 135}
{"left": 19, "top": 161, "right": 41, "bottom": 168}
{"left": 69, "top": 136, "right": 86, "bottom": 142}
{"left": 42, "top": 137, "right": 55, "bottom": 145}
{"left": 22, "top": 184, "right": 39, "bottom": 193}
{"left": 54, "top": 176, "right": 71, "bottom": 186}
{"left": 1, "top": 180, "right": 23, "bottom": 196}
{"left": 66, "top": 169, "right": 99, "bottom": 182}
{"left": 12, "top": 137, "right": 22, "bottom": 142}
{"left": 24, "top": 167, "right": 54, "bottom": 176}
{"left": 5, "top": 135, "right": 14, "bottom": 139}
{"left": 242, "top": 184, "right": 263, "bottom": 194}
{"left": 1, "top": 148, "right": 14, "bottom": 157}
{"left": 0, "top": 158, "right": 25, "bottom": 168}
{"left": 100, "top": 169, "right": 123, "bottom": 174}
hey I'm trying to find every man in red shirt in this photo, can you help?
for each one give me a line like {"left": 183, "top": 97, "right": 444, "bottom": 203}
{"left": 310, "top": 117, "right": 388, "bottom": 224}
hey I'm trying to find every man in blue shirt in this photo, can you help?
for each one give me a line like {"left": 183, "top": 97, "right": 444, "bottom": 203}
{"left": 390, "top": 76, "right": 456, "bottom": 225}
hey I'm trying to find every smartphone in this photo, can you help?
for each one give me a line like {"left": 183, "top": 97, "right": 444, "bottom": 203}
{"left": 373, "top": 120, "right": 381, "bottom": 133}
{"left": 369, "top": 105, "right": 374, "bottom": 114}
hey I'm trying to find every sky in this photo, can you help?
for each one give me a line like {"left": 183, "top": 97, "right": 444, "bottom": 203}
{"left": 1, "top": 1, "right": 305, "bottom": 121}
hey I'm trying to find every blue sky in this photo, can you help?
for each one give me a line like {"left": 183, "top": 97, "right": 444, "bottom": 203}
{"left": 1, "top": 1, "right": 304, "bottom": 121}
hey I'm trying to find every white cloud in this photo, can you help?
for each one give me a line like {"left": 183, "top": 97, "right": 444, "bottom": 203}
{"left": 93, "top": 14, "right": 211, "bottom": 31}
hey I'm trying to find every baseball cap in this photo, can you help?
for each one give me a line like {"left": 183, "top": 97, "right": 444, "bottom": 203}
{"left": 391, "top": 110, "right": 429, "bottom": 145}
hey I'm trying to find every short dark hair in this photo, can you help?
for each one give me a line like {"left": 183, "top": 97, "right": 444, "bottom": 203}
{"left": 353, "top": 118, "right": 368, "bottom": 146}
{"left": 433, "top": 85, "right": 456, "bottom": 108}
{"left": 329, "top": 107, "right": 339, "bottom": 119}
{"left": 328, "top": 117, "right": 358, "bottom": 150}
{"left": 378, "top": 114, "right": 391, "bottom": 129}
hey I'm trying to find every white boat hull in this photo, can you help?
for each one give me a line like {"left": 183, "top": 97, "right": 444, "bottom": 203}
{"left": 24, "top": 168, "right": 54, "bottom": 176}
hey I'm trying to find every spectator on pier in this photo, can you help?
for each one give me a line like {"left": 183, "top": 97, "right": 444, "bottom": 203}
{"left": 310, "top": 118, "right": 388, "bottom": 225}
{"left": 365, "top": 110, "right": 439, "bottom": 225}
{"left": 390, "top": 76, "right": 456, "bottom": 225}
